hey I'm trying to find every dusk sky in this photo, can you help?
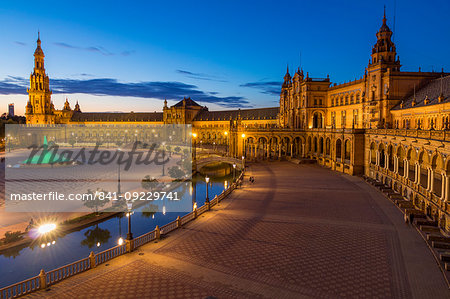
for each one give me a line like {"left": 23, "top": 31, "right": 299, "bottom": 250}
{"left": 0, "top": 0, "right": 449, "bottom": 115}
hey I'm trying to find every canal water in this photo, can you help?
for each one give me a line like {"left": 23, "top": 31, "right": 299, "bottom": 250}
{"left": 0, "top": 164, "right": 238, "bottom": 288}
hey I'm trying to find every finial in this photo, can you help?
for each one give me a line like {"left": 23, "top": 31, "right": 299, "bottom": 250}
{"left": 286, "top": 64, "right": 289, "bottom": 74}
{"left": 382, "top": 5, "right": 387, "bottom": 25}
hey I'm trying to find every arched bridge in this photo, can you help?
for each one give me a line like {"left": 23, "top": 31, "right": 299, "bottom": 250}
{"left": 194, "top": 155, "right": 244, "bottom": 171}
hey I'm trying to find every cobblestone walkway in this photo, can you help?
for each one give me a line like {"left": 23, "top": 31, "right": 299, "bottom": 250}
{"left": 26, "top": 162, "right": 449, "bottom": 298}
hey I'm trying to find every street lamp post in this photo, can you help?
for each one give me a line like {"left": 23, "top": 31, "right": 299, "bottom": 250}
{"left": 162, "top": 142, "right": 166, "bottom": 176}
{"left": 117, "top": 148, "right": 122, "bottom": 195}
{"left": 242, "top": 156, "right": 245, "bottom": 169}
{"left": 126, "top": 202, "right": 133, "bottom": 240}
{"left": 241, "top": 133, "right": 246, "bottom": 158}
{"left": 224, "top": 131, "right": 228, "bottom": 156}
{"left": 205, "top": 176, "right": 210, "bottom": 203}
{"left": 233, "top": 163, "right": 236, "bottom": 181}
{"left": 192, "top": 133, "right": 197, "bottom": 162}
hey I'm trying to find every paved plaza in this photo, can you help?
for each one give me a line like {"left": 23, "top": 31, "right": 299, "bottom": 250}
{"left": 26, "top": 162, "right": 449, "bottom": 298}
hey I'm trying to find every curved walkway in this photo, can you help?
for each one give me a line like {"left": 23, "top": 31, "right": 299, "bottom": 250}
{"left": 26, "top": 162, "right": 449, "bottom": 298}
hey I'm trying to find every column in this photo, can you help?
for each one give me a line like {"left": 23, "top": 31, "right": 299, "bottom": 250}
{"left": 302, "top": 144, "right": 305, "bottom": 158}
{"left": 394, "top": 156, "right": 398, "bottom": 173}
{"left": 385, "top": 154, "right": 389, "bottom": 169}
{"left": 266, "top": 143, "right": 270, "bottom": 159}
{"left": 376, "top": 150, "right": 380, "bottom": 166}
{"left": 404, "top": 159, "right": 408, "bottom": 177}
{"left": 445, "top": 173, "right": 450, "bottom": 202}
{"left": 440, "top": 172, "right": 446, "bottom": 200}
{"left": 415, "top": 163, "right": 419, "bottom": 184}
{"left": 290, "top": 143, "right": 293, "bottom": 158}
{"left": 428, "top": 168, "right": 434, "bottom": 192}
{"left": 278, "top": 142, "right": 282, "bottom": 159}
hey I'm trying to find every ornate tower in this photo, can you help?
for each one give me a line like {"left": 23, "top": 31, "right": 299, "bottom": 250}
{"left": 26, "top": 33, "right": 55, "bottom": 124}
{"left": 279, "top": 66, "right": 292, "bottom": 128}
{"left": 365, "top": 8, "right": 401, "bottom": 128}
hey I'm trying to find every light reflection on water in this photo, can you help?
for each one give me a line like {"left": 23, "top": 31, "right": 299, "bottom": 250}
{"left": 0, "top": 169, "right": 238, "bottom": 288}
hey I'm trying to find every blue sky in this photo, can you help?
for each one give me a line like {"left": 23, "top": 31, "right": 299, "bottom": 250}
{"left": 0, "top": 0, "right": 449, "bottom": 115}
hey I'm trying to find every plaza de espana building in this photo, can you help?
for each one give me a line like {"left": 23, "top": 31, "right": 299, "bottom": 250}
{"left": 25, "top": 13, "right": 450, "bottom": 232}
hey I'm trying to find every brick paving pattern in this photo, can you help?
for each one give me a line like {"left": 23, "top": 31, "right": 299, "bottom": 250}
{"left": 25, "top": 162, "right": 449, "bottom": 298}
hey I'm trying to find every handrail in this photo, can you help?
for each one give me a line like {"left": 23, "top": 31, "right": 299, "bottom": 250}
{"left": 0, "top": 169, "right": 245, "bottom": 298}
{"left": 0, "top": 276, "right": 40, "bottom": 299}
{"left": 132, "top": 230, "right": 156, "bottom": 249}
{"left": 95, "top": 244, "right": 127, "bottom": 266}
{"left": 46, "top": 258, "right": 90, "bottom": 286}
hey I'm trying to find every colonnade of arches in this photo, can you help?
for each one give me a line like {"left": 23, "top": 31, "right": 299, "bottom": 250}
{"left": 240, "top": 133, "right": 354, "bottom": 166}
{"left": 369, "top": 141, "right": 449, "bottom": 227}
{"left": 242, "top": 136, "right": 305, "bottom": 160}
{"left": 369, "top": 142, "right": 450, "bottom": 200}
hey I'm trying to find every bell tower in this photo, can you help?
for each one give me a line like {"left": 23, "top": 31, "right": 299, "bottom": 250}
{"left": 26, "top": 32, "right": 55, "bottom": 124}
{"left": 365, "top": 8, "right": 401, "bottom": 128}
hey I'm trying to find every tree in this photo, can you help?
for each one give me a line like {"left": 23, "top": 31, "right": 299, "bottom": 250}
{"left": 83, "top": 188, "right": 110, "bottom": 215}
{"left": 68, "top": 137, "right": 76, "bottom": 148}
{"left": 168, "top": 166, "right": 185, "bottom": 179}
{"left": 80, "top": 224, "right": 111, "bottom": 248}
{"left": 142, "top": 204, "right": 158, "bottom": 218}
{"left": 1, "top": 231, "right": 23, "bottom": 244}
{"left": 141, "top": 175, "right": 160, "bottom": 190}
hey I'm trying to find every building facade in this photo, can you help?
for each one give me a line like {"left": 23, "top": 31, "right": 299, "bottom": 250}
{"left": 25, "top": 13, "right": 450, "bottom": 232}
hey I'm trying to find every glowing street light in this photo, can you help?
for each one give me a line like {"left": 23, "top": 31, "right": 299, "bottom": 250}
{"left": 192, "top": 133, "right": 197, "bottom": 161}
{"left": 224, "top": 131, "right": 229, "bottom": 156}
{"left": 38, "top": 223, "right": 57, "bottom": 235}
{"left": 126, "top": 202, "right": 133, "bottom": 240}
{"left": 118, "top": 237, "right": 124, "bottom": 245}
{"left": 241, "top": 133, "right": 246, "bottom": 158}
{"left": 205, "top": 176, "right": 210, "bottom": 203}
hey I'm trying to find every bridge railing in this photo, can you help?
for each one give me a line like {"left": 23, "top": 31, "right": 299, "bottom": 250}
{"left": 0, "top": 170, "right": 245, "bottom": 298}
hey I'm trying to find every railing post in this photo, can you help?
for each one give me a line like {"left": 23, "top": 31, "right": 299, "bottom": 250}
{"left": 194, "top": 207, "right": 198, "bottom": 218}
{"left": 177, "top": 216, "right": 181, "bottom": 228}
{"left": 39, "top": 269, "right": 47, "bottom": 290}
{"left": 206, "top": 201, "right": 210, "bottom": 211}
{"left": 155, "top": 225, "right": 160, "bottom": 240}
{"left": 125, "top": 239, "right": 133, "bottom": 253}
{"left": 89, "top": 251, "right": 96, "bottom": 268}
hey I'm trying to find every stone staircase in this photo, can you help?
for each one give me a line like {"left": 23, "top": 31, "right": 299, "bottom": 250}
{"left": 363, "top": 175, "right": 450, "bottom": 272}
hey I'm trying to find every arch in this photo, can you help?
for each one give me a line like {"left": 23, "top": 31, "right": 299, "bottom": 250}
{"left": 312, "top": 111, "right": 324, "bottom": 129}
{"left": 319, "top": 137, "right": 324, "bottom": 154}
{"left": 370, "top": 142, "right": 377, "bottom": 164}
{"left": 335, "top": 139, "right": 342, "bottom": 161}
{"left": 344, "top": 139, "right": 351, "bottom": 161}
{"left": 313, "top": 136, "right": 318, "bottom": 153}
{"left": 417, "top": 151, "right": 428, "bottom": 188}
{"left": 387, "top": 144, "right": 394, "bottom": 171}
{"left": 397, "top": 145, "right": 405, "bottom": 176}
{"left": 307, "top": 136, "right": 312, "bottom": 153}
{"left": 431, "top": 153, "right": 444, "bottom": 197}
{"left": 325, "top": 138, "right": 331, "bottom": 156}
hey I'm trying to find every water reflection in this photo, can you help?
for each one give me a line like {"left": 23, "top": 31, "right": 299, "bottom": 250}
{"left": 80, "top": 225, "right": 111, "bottom": 249}
{"left": 0, "top": 163, "right": 240, "bottom": 288}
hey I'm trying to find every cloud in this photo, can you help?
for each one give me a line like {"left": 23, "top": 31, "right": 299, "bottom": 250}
{"left": 14, "top": 41, "right": 27, "bottom": 46}
{"left": 240, "top": 81, "right": 282, "bottom": 95}
{"left": 176, "top": 69, "right": 227, "bottom": 82}
{"left": 121, "top": 50, "right": 135, "bottom": 56}
{"left": 53, "top": 42, "right": 132, "bottom": 56}
{"left": 0, "top": 76, "right": 251, "bottom": 108}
